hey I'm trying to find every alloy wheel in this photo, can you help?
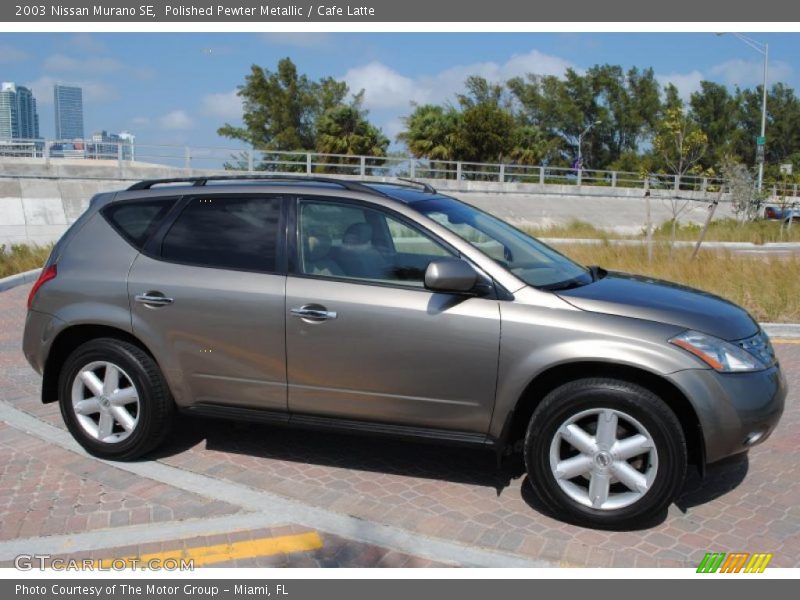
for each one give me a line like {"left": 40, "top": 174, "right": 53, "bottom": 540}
{"left": 548, "top": 408, "right": 658, "bottom": 510}
{"left": 70, "top": 360, "right": 140, "bottom": 443}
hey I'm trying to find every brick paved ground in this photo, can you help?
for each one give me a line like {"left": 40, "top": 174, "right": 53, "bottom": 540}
{"left": 1, "top": 283, "right": 799, "bottom": 567}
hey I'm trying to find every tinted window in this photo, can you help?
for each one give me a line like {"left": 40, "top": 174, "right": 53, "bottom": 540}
{"left": 161, "top": 196, "right": 282, "bottom": 272}
{"left": 298, "top": 200, "right": 450, "bottom": 286}
{"left": 104, "top": 199, "right": 175, "bottom": 249}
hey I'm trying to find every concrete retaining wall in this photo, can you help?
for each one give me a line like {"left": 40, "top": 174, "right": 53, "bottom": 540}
{"left": 0, "top": 157, "right": 735, "bottom": 246}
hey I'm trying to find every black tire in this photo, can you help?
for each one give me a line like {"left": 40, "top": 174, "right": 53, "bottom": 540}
{"left": 524, "top": 378, "right": 687, "bottom": 529}
{"left": 58, "top": 337, "right": 174, "bottom": 460}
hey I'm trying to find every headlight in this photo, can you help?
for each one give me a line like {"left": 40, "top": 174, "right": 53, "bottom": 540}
{"left": 669, "top": 330, "right": 767, "bottom": 372}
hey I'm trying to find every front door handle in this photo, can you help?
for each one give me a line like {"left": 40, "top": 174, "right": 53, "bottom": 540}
{"left": 135, "top": 292, "right": 174, "bottom": 307}
{"left": 290, "top": 305, "right": 337, "bottom": 321}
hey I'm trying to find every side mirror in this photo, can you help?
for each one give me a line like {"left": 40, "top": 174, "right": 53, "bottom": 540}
{"left": 424, "top": 258, "right": 479, "bottom": 294}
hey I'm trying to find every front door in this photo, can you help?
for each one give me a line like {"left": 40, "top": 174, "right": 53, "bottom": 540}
{"left": 285, "top": 197, "right": 501, "bottom": 433}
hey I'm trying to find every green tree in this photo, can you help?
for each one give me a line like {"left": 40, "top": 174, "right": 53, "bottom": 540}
{"left": 690, "top": 81, "right": 739, "bottom": 168}
{"left": 397, "top": 104, "right": 461, "bottom": 160}
{"left": 315, "top": 93, "right": 389, "bottom": 157}
{"left": 218, "top": 58, "right": 322, "bottom": 150}
{"left": 653, "top": 107, "right": 709, "bottom": 243}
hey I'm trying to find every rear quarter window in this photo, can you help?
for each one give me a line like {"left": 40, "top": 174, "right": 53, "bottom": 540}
{"left": 103, "top": 199, "right": 176, "bottom": 250}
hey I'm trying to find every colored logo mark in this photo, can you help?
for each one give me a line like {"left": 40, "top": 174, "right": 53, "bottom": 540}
{"left": 696, "top": 552, "right": 773, "bottom": 573}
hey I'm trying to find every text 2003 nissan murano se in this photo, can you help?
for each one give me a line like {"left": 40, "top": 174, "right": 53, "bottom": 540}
{"left": 23, "top": 176, "right": 786, "bottom": 528}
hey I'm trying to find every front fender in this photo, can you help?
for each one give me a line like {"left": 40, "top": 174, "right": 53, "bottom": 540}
{"left": 490, "top": 301, "right": 704, "bottom": 438}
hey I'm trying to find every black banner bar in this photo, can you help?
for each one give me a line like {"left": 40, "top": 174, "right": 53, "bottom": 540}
{"left": 2, "top": 0, "right": 800, "bottom": 22}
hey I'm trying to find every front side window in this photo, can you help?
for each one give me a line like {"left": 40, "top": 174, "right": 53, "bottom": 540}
{"left": 411, "top": 197, "right": 592, "bottom": 290}
{"left": 298, "top": 199, "right": 451, "bottom": 287}
{"left": 161, "top": 196, "right": 282, "bottom": 272}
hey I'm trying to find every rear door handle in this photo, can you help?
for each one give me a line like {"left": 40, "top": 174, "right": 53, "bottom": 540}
{"left": 290, "top": 306, "right": 337, "bottom": 321}
{"left": 135, "top": 292, "right": 174, "bottom": 306}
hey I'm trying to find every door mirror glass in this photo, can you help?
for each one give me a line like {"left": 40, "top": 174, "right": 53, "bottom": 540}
{"left": 424, "top": 258, "right": 479, "bottom": 294}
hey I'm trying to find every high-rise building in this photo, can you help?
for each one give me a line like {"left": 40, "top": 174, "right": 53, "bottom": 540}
{"left": 89, "top": 130, "right": 136, "bottom": 160}
{"left": 54, "top": 83, "right": 84, "bottom": 140}
{"left": 0, "top": 82, "right": 40, "bottom": 140}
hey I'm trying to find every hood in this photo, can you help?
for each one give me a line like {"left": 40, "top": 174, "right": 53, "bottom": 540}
{"left": 556, "top": 271, "right": 759, "bottom": 341}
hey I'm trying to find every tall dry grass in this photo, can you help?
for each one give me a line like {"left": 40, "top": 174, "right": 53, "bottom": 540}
{"left": 527, "top": 218, "right": 800, "bottom": 245}
{"left": 556, "top": 242, "right": 800, "bottom": 323}
{"left": 0, "top": 244, "right": 52, "bottom": 279}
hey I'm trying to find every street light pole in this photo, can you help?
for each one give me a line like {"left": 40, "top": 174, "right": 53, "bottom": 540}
{"left": 758, "top": 42, "right": 769, "bottom": 192}
{"left": 718, "top": 33, "right": 768, "bottom": 192}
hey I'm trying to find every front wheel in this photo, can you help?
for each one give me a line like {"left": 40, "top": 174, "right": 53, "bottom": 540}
{"left": 524, "top": 378, "right": 687, "bottom": 529}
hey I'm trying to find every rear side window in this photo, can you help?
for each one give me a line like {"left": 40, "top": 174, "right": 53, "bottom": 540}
{"left": 104, "top": 199, "right": 175, "bottom": 250}
{"left": 161, "top": 196, "right": 282, "bottom": 272}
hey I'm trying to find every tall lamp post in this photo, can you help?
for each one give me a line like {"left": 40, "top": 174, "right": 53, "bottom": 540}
{"left": 577, "top": 119, "right": 602, "bottom": 169}
{"left": 718, "top": 32, "right": 769, "bottom": 192}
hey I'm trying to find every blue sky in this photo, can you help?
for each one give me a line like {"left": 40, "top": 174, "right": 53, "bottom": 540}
{"left": 1, "top": 32, "right": 799, "bottom": 152}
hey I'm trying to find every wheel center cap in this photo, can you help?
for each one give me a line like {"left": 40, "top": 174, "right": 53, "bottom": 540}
{"left": 594, "top": 451, "right": 612, "bottom": 468}
{"left": 99, "top": 395, "right": 110, "bottom": 408}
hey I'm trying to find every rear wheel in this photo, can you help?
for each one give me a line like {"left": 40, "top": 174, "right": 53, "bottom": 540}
{"left": 525, "top": 378, "right": 687, "bottom": 529}
{"left": 59, "top": 338, "right": 173, "bottom": 460}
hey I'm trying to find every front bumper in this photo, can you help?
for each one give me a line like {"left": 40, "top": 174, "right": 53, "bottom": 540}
{"left": 669, "top": 364, "right": 786, "bottom": 464}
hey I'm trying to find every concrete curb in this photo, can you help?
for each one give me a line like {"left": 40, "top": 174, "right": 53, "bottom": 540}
{"left": 762, "top": 323, "right": 800, "bottom": 339}
{"left": 0, "top": 267, "right": 41, "bottom": 293}
{"left": 2, "top": 267, "right": 799, "bottom": 338}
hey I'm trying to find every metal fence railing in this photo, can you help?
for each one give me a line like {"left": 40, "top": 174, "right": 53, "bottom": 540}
{"left": 1, "top": 138, "right": 798, "bottom": 198}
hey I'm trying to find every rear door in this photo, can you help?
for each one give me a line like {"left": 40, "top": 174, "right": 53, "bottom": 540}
{"left": 128, "top": 194, "right": 288, "bottom": 411}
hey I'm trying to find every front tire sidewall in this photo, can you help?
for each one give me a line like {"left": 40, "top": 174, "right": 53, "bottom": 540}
{"left": 526, "top": 380, "right": 687, "bottom": 529}
{"left": 59, "top": 340, "right": 168, "bottom": 460}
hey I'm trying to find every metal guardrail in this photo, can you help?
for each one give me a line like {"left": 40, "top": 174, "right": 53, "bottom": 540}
{"left": 2, "top": 138, "right": 799, "bottom": 198}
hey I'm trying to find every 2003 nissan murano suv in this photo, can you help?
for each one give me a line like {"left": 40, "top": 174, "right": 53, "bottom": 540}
{"left": 23, "top": 176, "right": 786, "bottom": 528}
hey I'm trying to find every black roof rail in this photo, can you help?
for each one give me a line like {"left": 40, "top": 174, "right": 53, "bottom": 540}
{"left": 395, "top": 177, "right": 437, "bottom": 194}
{"left": 126, "top": 174, "right": 392, "bottom": 197}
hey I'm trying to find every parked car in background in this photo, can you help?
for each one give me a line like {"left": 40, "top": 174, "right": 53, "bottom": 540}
{"left": 764, "top": 203, "right": 800, "bottom": 223}
{"left": 23, "top": 176, "right": 786, "bottom": 529}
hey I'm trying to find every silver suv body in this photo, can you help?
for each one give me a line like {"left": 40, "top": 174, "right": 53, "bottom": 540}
{"left": 22, "top": 176, "right": 786, "bottom": 528}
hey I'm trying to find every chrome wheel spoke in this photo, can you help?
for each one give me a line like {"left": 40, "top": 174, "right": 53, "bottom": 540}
{"left": 111, "top": 406, "right": 136, "bottom": 432}
{"left": 611, "top": 460, "right": 649, "bottom": 494}
{"left": 74, "top": 398, "right": 101, "bottom": 416}
{"left": 562, "top": 423, "right": 597, "bottom": 455}
{"left": 79, "top": 371, "right": 104, "bottom": 396}
{"left": 102, "top": 365, "right": 120, "bottom": 395}
{"left": 554, "top": 454, "right": 593, "bottom": 480}
{"left": 588, "top": 470, "right": 611, "bottom": 508}
{"left": 111, "top": 387, "right": 138, "bottom": 406}
{"left": 595, "top": 410, "right": 618, "bottom": 448}
{"left": 97, "top": 411, "right": 115, "bottom": 440}
{"left": 612, "top": 434, "right": 651, "bottom": 460}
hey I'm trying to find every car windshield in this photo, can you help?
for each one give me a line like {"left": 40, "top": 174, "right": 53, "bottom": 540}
{"left": 411, "top": 197, "right": 593, "bottom": 290}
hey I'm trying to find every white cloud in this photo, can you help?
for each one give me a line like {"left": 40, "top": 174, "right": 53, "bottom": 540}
{"left": 656, "top": 70, "right": 705, "bottom": 101}
{"left": 343, "top": 62, "right": 425, "bottom": 110}
{"left": 25, "top": 75, "right": 118, "bottom": 105}
{"left": 201, "top": 89, "right": 242, "bottom": 120}
{"left": 260, "top": 33, "right": 330, "bottom": 48}
{"left": 0, "top": 43, "right": 28, "bottom": 64}
{"left": 710, "top": 58, "right": 792, "bottom": 87}
{"left": 131, "top": 116, "right": 151, "bottom": 127}
{"left": 344, "top": 49, "right": 577, "bottom": 111}
{"left": 64, "top": 34, "right": 107, "bottom": 54}
{"left": 159, "top": 110, "right": 193, "bottom": 130}
{"left": 43, "top": 54, "right": 124, "bottom": 74}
